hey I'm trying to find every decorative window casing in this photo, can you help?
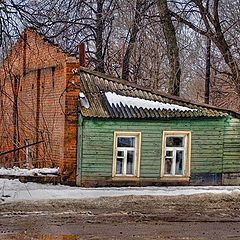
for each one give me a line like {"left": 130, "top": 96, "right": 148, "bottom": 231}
{"left": 112, "top": 132, "right": 141, "bottom": 178}
{"left": 161, "top": 131, "right": 191, "bottom": 179}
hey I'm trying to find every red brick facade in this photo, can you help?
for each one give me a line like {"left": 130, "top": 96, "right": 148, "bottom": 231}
{"left": 0, "top": 28, "right": 80, "bottom": 184}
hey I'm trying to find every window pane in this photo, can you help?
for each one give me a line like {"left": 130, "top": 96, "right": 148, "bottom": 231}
{"left": 127, "top": 151, "right": 134, "bottom": 174}
{"left": 117, "top": 151, "right": 124, "bottom": 157}
{"left": 175, "top": 150, "right": 183, "bottom": 175}
{"left": 117, "top": 137, "right": 135, "bottom": 148}
{"left": 166, "top": 151, "right": 173, "bottom": 157}
{"left": 116, "top": 158, "right": 123, "bottom": 174}
{"left": 164, "top": 158, "right": 173, "bottom": 175}
{"left": 166, "top": 137, "right": 183, "bottom": 147}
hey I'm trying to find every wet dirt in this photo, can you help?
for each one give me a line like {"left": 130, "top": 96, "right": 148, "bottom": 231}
{"left": 0, "top": 193, "right": 240, "bottom": 239}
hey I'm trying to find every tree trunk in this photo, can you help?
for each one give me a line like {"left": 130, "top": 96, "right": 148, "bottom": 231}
{"left": 169, "top": 0, "right": 240, "bottom": 96}
{"left": 212, "top": 33, "right": 240, "bottom": 94}
{"left": 157, "top": 0, "right": 181, "bottom": 96}
{"left": 122, "top": 0, "right": 143, "bottom": 81}
{"left": 95, "top": 0, "right": 105, "bottom": 73}
{"left": 205, "top": 38, "right": 211, "bottom": 104}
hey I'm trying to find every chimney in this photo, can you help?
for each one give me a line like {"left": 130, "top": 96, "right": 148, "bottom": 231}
{"left": 79, "top": 42, "right": 85, "bottom": 67}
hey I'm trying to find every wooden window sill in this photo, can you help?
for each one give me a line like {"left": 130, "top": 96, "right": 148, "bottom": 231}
{"left": 160, "top": 176, "right": 190, "bottom": 181}
{"left": 112, "top": 176, "right": 139, "bottom": 181}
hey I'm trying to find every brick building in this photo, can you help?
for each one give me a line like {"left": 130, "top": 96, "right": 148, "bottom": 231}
{"left": 0, "top": 27, "right": 80, "bottom": 184}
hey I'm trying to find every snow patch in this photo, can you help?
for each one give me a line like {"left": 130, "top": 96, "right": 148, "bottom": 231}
{"left": 0, "top": 167, "right": 59, "bottom": 176}
{"left": 105, "top": 92, "right": 196, "bottom": 111}
{"left": 79, "top": 92, "right": 90, "bottom": 108}
{"left": 0, "top": 179, "right": 240, "bottom": 203}
{"left": 79, "top": 92, "right": 85, "bottom": 98}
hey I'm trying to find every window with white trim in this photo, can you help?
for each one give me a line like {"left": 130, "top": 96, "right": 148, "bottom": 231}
{"left": 161, "top": 131, "right": 191, "bottom": 178}
{"left": 112, "top": 132, "right": 141, "bottom": 178}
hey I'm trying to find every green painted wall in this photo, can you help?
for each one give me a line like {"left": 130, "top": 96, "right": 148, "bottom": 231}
{"left": 223, "top": 117, "right": 240, "bottom": 172}
{"left": 77, "top": 116, "right": 239, "bottom": 181}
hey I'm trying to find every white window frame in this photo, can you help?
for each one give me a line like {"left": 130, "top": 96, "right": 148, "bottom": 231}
{"left": 161, "top": 131, "right": 191, "bottom": 179}
{"left": 112, "top": 132, "right": 141, "bottom": 178}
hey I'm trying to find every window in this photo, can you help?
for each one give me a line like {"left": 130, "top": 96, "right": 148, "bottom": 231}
{"left": 112, "top": 132, "right": 141, "bottom": 178}
{"left": 161, "top": 131, "right": 191, "bottom": 179}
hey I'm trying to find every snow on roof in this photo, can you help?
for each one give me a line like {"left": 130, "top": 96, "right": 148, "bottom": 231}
{"left": 105, "top": 92, "right": 197, "bottom": 112}
{"left": 79, "top": 92, "right": 90, "bottom": 109}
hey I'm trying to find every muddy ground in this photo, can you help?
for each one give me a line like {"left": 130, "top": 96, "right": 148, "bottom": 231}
{"left": 0, "top": 193, "right": 240, "bottom": 239}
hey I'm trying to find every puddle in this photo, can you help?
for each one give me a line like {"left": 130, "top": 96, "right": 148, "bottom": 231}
{"left": 0, "top": 234, "right": 206, "bottom": 240}
{"left": 0, "top": 235, "right": 78, "bottom": 240}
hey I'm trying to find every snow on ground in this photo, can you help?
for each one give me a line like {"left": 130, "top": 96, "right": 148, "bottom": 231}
{"left": 1, "top": 178, "right": 240, "bottom": 203}
{"left": 0, "top": 167, "right": 59, "bottom": 176}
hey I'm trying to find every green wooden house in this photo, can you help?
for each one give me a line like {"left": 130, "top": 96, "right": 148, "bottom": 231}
{"left": 76, "top": 67, "right": 240, "bottom": 187}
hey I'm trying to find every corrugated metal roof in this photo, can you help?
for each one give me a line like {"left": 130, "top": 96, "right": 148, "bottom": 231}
{"left": 78, "top": 67, "right": 229, "bottom": 119}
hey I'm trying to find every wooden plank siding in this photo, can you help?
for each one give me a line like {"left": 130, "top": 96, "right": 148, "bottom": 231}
{"left": 223, "top": 117, "right": 240, "bottom": 172}
{"left": 78, "top": 116, "right": 229, "bottom": 184}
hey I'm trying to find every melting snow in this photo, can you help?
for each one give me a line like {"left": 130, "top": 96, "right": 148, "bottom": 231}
{"left": 0, "top": 167, "right": 59, "bottom": 176}
{"left": 79, "top": 92, "right": 90, "bottom": 108}
{"left": 0, "top": 178, "right": 240, "bottom": 202}
{"left": 105, "top": 92, "right": 196, "bottom": 111}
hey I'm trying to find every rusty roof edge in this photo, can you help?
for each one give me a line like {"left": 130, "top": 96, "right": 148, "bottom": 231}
{"left": 80, "top": 67, "right": 240, "bottom": 119}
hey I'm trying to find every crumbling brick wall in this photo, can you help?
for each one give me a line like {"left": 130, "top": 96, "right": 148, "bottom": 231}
{"left": 0, "top": 27, "right": 80, "bottom": 184}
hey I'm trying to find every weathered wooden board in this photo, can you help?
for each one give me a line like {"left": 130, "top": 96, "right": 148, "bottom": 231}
{"left": 78, "top": 116, "right": 230, "bottom": 181}
{"left": 223, "top": 117, "right": 240, "bottom": 172}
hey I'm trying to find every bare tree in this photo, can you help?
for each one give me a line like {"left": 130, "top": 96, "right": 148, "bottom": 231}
{"left": 168, "top": 0, "right": 240, "bottom": 97}
{"left": 120, "top": 0, "right": 152, "bottom": 81}
{"left": 157, "top": 0, "right": 181, "bottom": 96}
{"left": 1, "top": 0, "right": 240, "bottom": 112}
{"left": 28, "top": 0, "right": 117, "bottom": 73}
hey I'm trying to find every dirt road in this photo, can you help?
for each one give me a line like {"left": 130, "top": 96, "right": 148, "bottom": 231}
{"left": 0, "top": 193, "right": 240, "bottom": 239}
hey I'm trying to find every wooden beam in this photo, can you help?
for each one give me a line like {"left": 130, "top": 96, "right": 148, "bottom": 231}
{"left": 0, "top": 140, "right": 44, "bottom": 157}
